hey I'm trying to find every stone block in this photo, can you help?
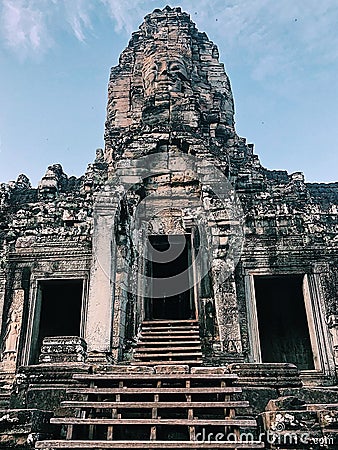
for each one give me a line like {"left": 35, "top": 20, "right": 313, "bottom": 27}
{"left": 0, "top": 408, "right": 56, "bottom": 449}
{"left": 191, "top": 366, "right": 229, "bottom": 374}
{"left": 238, "top": 387, "right": 279, "bottom": 415}
{"left": 39, "top": 336, "right": 87, "bottom": 363}
{"left": 229, "top": 363, "right": 302, "bottom": 388}
{"left": 279, "top": 387, "right": 338, "bottom": 405}
{"left": 266, "top": 396, "right": 306, "bottom": 411}
{"left": 94, "top": 365, "right": 154, "bottom": 374}
{"left": 318, "top": 410, "right": 338, "bottom": 429}
{"left": 154, "top": 364, "right": 189, "bottom": 374}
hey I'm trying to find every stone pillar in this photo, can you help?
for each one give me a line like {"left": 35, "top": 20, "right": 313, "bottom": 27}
{"left": 212, "top": 272, "right": 243, "bottom": 360}
{"left": 307, "top": 266, "right": 336, "bottom": 376}
{"left": 111, "top": 256, "right": 129, "bottom": 362}
{"left": 84, "top": 191, "right": 118, "bottom": 361}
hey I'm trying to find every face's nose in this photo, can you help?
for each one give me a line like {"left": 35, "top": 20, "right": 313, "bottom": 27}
{"left": 158, "top": 61, "right": 169, "bottom": 77}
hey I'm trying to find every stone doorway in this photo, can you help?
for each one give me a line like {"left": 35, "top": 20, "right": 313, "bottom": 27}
{"left": 29, "top": 279, "right": 83, "bottom": 363}
{"left": 254, "top": 274, "right": 315, "bottom": 370}
{"left": 144, "top": 235, "right": 196, "bottom": 321}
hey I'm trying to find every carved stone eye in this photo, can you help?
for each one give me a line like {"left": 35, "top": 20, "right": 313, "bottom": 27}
{"left": 170, "top": 64, "right": 180, "bottom": 72}
{"left": 168, "top": 61, "right": 188, "bottom": 81}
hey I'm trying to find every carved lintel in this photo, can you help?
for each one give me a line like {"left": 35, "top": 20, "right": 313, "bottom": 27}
{"left": 311, "top": 262, "right": 330, "bottom": 274}
{"left": 328, "top": 315, "right": 338, "bottom": 329}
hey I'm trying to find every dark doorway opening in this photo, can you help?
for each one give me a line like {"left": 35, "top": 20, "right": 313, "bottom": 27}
{"left": 145, "top": 235, "right": 195, "bottom": 320}
{"left": 254, "top": 274, "right": 314, "bottom": 370}
{"left": 31, "top": 279, "right": 83, "bottom": 363}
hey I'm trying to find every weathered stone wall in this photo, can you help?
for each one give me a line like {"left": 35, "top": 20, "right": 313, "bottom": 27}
{"left": 0, "top": 158, "right": 108, "bottom": 372}
{"left": 233, "top": 152, "right": 338, "bottom": 377}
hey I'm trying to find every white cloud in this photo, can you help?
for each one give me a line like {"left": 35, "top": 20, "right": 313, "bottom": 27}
{"left": 0, "top": 0, "right": 146, "bottom": 56}
{"left": 62, "top": 0, "right": 93, "bottom": 42}
{"left": 99, "top": 0, "right": 145, "bottom": 34}
{"left": 1, "top": 0, "right": 338, "bottom": 82}
{"left": 180, "top": 0, "right": 338, "bottom": 80}
{"left": 1, "top": 0, "right": 49, "bottom": 55}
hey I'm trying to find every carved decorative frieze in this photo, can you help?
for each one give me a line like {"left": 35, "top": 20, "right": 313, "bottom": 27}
{"left": 0, "top": 289, "right": 24, "bottom": 371}
{"left": 38, "top": 336, "right": 87, "bottom": 363}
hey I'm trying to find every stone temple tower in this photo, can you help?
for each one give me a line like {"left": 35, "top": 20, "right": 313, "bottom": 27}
{"left": 104, "top": 5, "right": 234, "bottom": 158}
{"left": 86, "top": 6, "right": 245, "bottom": 365}
{"left": 0, "top": 6, "right": 338, "bottom": 449}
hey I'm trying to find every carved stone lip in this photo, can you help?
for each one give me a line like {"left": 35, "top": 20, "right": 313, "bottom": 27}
{"left": 156, "top": 81, "right": 176, "bottom": 88}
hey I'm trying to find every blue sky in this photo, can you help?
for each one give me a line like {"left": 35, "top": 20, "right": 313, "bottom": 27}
{"left": 0, "top": 0, "right": 337, "bottom": 186}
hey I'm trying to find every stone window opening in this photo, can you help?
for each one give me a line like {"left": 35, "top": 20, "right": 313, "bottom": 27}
{"left": 245, "top": 270, "right": 335, "bottom": 379}
{"left": 29, "top": 279, "right": 84, "bottom": 364}
{"left": 254, "top": 274, "right": 314, "bottom": 370}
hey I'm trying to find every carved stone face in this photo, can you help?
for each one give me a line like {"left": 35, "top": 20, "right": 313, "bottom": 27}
{"left": 142, "top": 55, "right": 190, "bottom": 95}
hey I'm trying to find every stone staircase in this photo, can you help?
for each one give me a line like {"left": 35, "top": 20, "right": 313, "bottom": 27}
{"left": 35, "top": 367, "right": 264, "bottom": 449}
{"left": 0, "top": 390, "right": 10, "bottom": 409}
{"left": 132, "top": 320, "right": 203, "bottom": 365}
{"left": 0, "top": 372, "right": 13, "bottom": 409}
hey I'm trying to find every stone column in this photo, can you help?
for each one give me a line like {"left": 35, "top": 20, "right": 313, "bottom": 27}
{"left": 306, "top": 267, "right": 336, "bottom": 376}
{"left": 84, "top": 191, "right": 118, "bottom": 361}
{"left": 212, "top": 272, "right": 243, "bottom": 359}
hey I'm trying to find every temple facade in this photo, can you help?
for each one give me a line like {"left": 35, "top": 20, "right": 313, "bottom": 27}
{"left": 0, "top": 6, "right": 337, "bottom": 449}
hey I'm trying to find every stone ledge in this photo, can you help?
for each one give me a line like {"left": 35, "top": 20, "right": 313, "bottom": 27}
{"left": 154, "top": 365, "right": 189, "bottom": 374}
{"left": 229, "top": 363, "right": 302, "bottom": 388}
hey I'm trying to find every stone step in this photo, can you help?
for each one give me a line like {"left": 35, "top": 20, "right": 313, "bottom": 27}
{"left": 137, "top": 342, "right": 201, "bottom": 352}
{"left": 139, "top": 337, "right": 200, "bottom": 343}
{"left": 142, "top": 320, "right": 199, "bottom": 326}
{"left": 130, "top": 360, "right": 204, "bottom": 366}
{"left": 136, "top": 346, "right": 201, "bottom": 351}
{"left": 134, "top": 350, "right": 202, "bottom": 356}
{"left": 34, "top": 365, "right": 260, "bottom": 450}
{"left": 0, "top": 393, "right": 10, "bottom": 408}
{"left": 50, "top": 417, "right": 258, "bottom": 427}
{"left": 141, "top": 329, "right": 199, "bottom": 334}
{"left": 67, "top": 387, "right": 243, "bottom": 395}
{"left": 280, "top": 387, "right": 338, "bottom": 404}
{"left": 141, "top": 328, "right": 199, "bottom": 336}
{"left": 133, "top": 352, "right": 203, "bottom": 358}
{"left": 306, "top": 403, "right": 338, "bottom": 411}
{"left": 142, "top": 323, "right": 199, "bottom": 327}
{"left": 138, "top": 336, "right": 201, "bottom": 346}
{"left": 73, "top": 373, "right": 238, "bottom": 381}
{"left": 61, "top": 400, "right": 250, "bottom": 409}
{"left": 140, "top": 335, "right": 200, "bottom": 340}
{"left": 142, "top": 323, "right": 199, "bottom": 326}
{"left": 35, "top": 439, "right": 265, "bottom": 448}
{"left": 133, "top": 320, "right": 202, "bottom": 364}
